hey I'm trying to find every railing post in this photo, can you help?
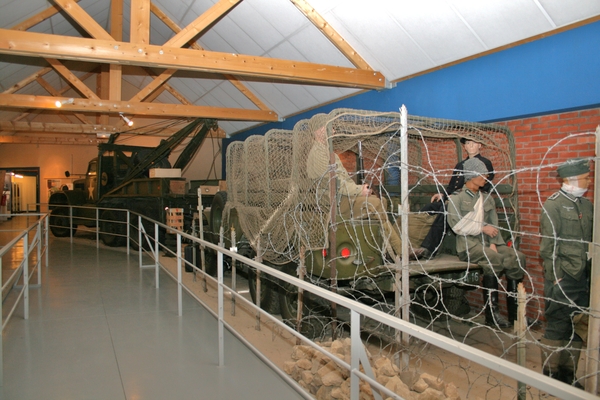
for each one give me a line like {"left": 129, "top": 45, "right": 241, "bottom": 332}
{"left": 230, "top": 227, "right": 237, "bottom": 316}
{"left": 177, "top": 233, "right": 182, "bottom": 317}
{"left": 154, "top": 222, "right": 160, "bottom": 288}
{"left": 351, "top": 310, "right": 360, "bottom": 400}
{"left": 255, "top": 241, "right": 262, "bottom": 331}
{"left": 44, "top": 216, "right": 49, "bottom": 268}
{"left": 126, "top": 211, "right": 130, "bottom": 256}
{"left": 23, "top": 232, "right": 29, "bottom": 320}
{"left": 69, "top": 206, "right": 73, "bottom": 243}
{"left": 0, "top": 255, "right": 2, "bottom": 387}
{"left": 138, "top": 216, "right": 143, "bottom": 268}
{"left": 36, "top": 221, "right": 42, "bottom": 285}
{"left": 218, "top": 226, "right": 225, "bottom": 367}
{"left": 96, "top": 208, "right": 100, "bottom": 248}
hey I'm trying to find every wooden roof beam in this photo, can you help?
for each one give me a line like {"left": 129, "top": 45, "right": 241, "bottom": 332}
{"left": 0, "top": 29, "right": 387, "bottom": 89}
{"left": 0, "top": 94, "right": 278, "bottom": 121}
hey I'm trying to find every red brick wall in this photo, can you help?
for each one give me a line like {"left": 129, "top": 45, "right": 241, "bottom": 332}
{"left": 465, "top": 108, "right": 599, "bottom": 319}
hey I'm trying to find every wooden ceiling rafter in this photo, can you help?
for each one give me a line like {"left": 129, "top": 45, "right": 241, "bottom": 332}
{"left": 0, "top": 93, "right": 278, "bottom": 121}
{"left": 0, "top": 0, "right": 389, "bottom": 141}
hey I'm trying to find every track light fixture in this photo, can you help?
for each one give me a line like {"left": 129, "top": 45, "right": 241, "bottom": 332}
{"left": 55, "top": 98, "right": 74, "bottom": 108}
{"left": 119, "top": 113, "right": 134, "bottom": 127}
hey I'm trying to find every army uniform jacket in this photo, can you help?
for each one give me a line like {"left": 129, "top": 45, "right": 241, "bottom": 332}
{"left": 540, "top": 190, "right": 593, "bottom": 281}
{"left": 307, "top": 143, "right": 363, "bottom": 197}
{"left": 447, "top": 188, "right": 505, "bottom": 254}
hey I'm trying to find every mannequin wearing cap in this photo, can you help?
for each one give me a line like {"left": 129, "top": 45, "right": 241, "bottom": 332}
{"left": 306, "top": 125, "right": 416, "bottom": 260}
{"left": 446, "top": 157, "right": 526, "bottom": 329}
{"left": 414, "top": 137, "right": 495, "bottom": 259}
{"left": 539, "top": 158, "right": 593, "bottom": 387}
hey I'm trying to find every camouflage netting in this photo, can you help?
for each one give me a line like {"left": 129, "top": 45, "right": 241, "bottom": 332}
{"left": 224, "top": 108, "right": 515, "bottom": 264}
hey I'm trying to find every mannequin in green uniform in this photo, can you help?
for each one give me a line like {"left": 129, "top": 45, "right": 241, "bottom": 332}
{"left": 539, "top": 158, "right": 593, "bottom": 387}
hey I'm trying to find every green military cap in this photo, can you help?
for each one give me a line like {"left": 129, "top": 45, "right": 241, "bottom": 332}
{"left": 557, "top": 157, "right": 590, "bottom": 178}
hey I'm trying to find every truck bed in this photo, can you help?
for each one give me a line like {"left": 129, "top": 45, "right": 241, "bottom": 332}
{"left": 408, "top": 253, "right": 480, "bottom": 276}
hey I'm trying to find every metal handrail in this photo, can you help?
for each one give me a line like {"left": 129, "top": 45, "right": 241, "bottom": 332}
{"left": 45, "top": 205, "right": 597, "bottom": 399}
{"left": 0, "top": 213, "right": 48, "bottom": 386}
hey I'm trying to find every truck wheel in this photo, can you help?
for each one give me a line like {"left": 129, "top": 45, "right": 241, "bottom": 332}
{"left": 440, "top": 286, "right": 470, "bottom": 317}
{"left": 279, "top": 264, "right": 302, "bottom": 322}
{"left": 248, "top": 265, "right": 280, "bottom": 315}
{"left": 279, "top": 264, "right": 332, "bottom": 339}
{"left": 209, "top": 191, "right": 227, "bottom": 245}
{"left": 100, "top": 210, "right": 126, "bottom": 247}
{"left": 49, "top": 207, "right": 77, "bottom": 237}
{"left": 411, "top": 283, "right": 442, "bottom": 319}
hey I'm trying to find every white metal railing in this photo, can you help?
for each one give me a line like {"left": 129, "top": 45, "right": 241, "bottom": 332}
{"left": 0, "top": 213, "right": 48, "bottom": 386}
{"left": 46, "top": 205, "right": 598, "bottom": 399}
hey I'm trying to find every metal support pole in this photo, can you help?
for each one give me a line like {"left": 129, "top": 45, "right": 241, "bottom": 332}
{"left": 0, "top": 257, "right": 2, "bottom": 386}
{"left": 36, "top": 221, "right": 41, "bottom": 285}
{"left": 23, "top": 232, "right": 29, "bottom": 320}
{"left": 44, "top": 216, "right": 49, "bottom": 268}
{"left": 138, "top": 216, "right": 142, "bottom": 267}
{"left": 398, "top": 105, "right": 410, "bottom": 369}
{"left": 351, "top": 310, "right": 360, "bottom": 400}
{"left": 230, "top": 227, "right": 237, "bottom": 315}
{"left": 96, "top": 208, "right": 99, "bottom": 247}
{"left": 296, "top": 248, "right": 305, "bottom": 344}
{"left": 516, "top": 283, "right": 527, "bottom": 400}
{"left": 126, "top": 211, "right": 130, "bottom": 256}
{"left": 154, "top": 222, "right": 159, "bottom": 288}
{"left": 69, "top": 206, "right": 73, "bottom": 243}
{"left": 218, "top": 227, "right": 225, "bottom": 367}
{"left": 177, "top": 233, "right": 182, "bottom": 316}
{"left": 585, "top": 125, "right": 600, "bottom": 393}
{"left": 255, "top": 240, "right": 262, "bottom": 331}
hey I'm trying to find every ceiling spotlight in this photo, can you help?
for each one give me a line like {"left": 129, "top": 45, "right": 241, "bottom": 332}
{"left": 119, "top": 113, "right": 134, "bottom": 127}
{"left": 55, "top": 98, "right": 74, "bottom": 108}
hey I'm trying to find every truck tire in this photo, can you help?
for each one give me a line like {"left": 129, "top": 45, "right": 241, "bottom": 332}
{"left": 49, "top": 207, "right": 77, "bottom": 237}
{"left": 248, "top": 264, "right": 280, "bottom": 315}
{"left": 209, "top": 191, "right": 227, "bottom": 245}
{"left": 279, "top": 264, "right": 303, "bottom": 322}
{"left": 100, "top": 210, "right": 126, "bottom": 247}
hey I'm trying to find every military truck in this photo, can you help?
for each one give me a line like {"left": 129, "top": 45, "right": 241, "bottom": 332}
{"left": 49, "top": 118, "right": 218, "bottom": 247}
{"left": 207, "top": 109, "right": 518, "bottom": 329}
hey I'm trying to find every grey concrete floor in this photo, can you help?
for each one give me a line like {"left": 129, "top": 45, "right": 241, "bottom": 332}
{"left": 0, "top": 215, "right": 304, "bottom": 400}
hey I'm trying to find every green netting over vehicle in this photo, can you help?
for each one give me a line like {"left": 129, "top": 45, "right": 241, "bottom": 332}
{"left": 223, "top": 108, "right": 515, "bottom": 265}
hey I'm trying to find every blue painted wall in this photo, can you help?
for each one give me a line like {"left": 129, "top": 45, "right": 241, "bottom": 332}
{"left": 223, "top": 21, "right": 600, "bottom": 173}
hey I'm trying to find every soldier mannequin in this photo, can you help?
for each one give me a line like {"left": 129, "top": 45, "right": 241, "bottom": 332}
{"left": 539, "top": 158, "right": 593, "bottom": 387}
{"left": 446, "top": 157, "right": 526, "bottom": 328}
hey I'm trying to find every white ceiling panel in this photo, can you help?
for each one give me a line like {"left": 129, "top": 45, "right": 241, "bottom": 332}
{"left": 387, "top": 1, "right": 485, "bottom": 65}
{"left": 451, "top": 0, "right": 553, "bottom": 50}
{"left": 324, "top": 7, "right": 435, "bottom": 79}
{"left": 246, "top": 0, "right": 309, "bottom": 38}
{"left": 285, "top": 27, "right": 353, "bottom": 66}
{"left": 0, "top": 0, "right": 598, "bottom": 138}
{"left": 539, "top": 0, "right": 600, "bottom": 27}
{"left": 152, "top": 0, "right": 196, "bottom": 24}
{"left": 227, "top": 1, "right": 284, "bottom": 53}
